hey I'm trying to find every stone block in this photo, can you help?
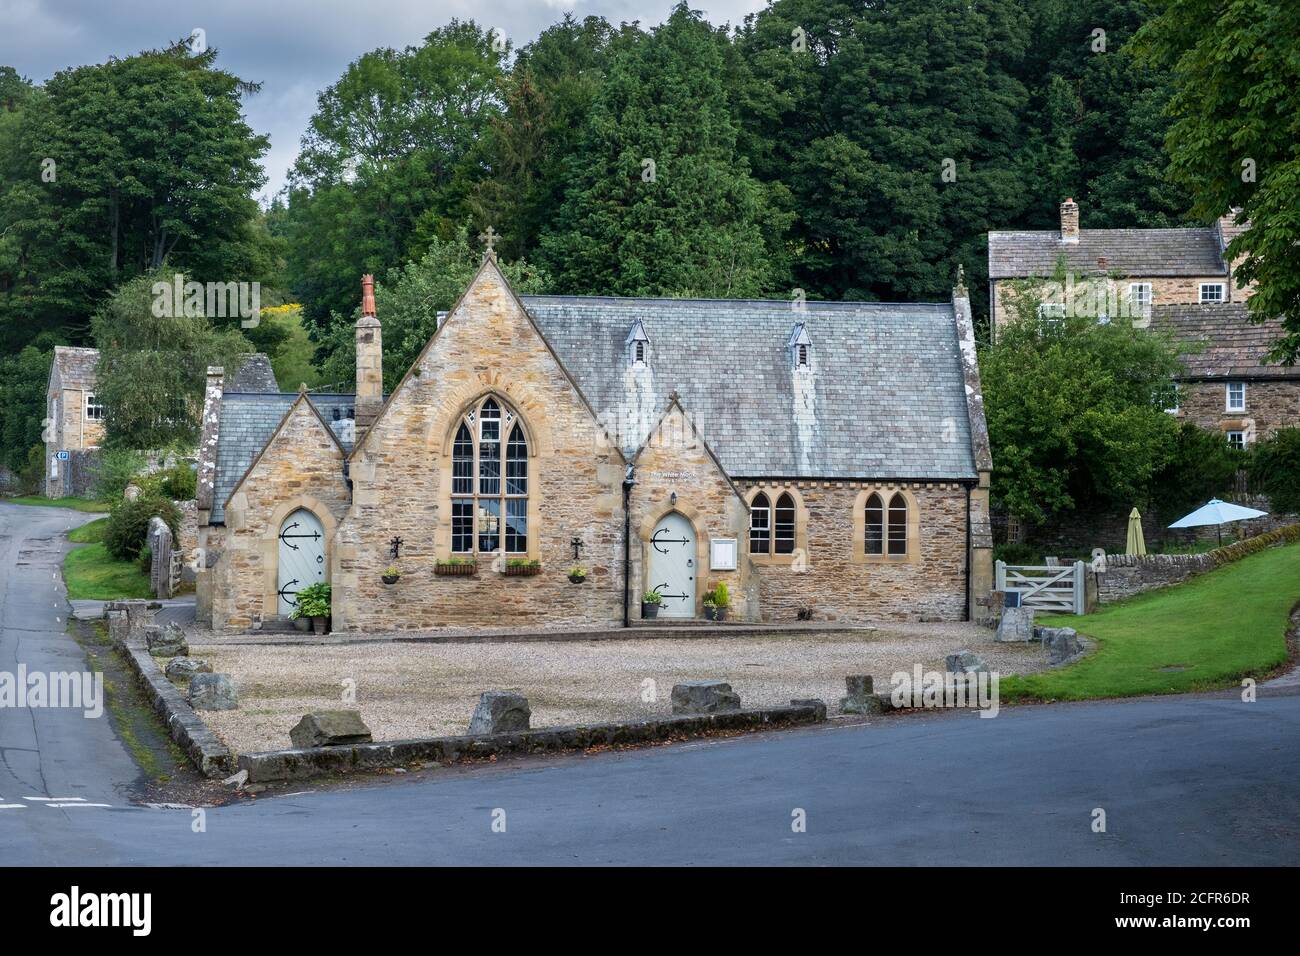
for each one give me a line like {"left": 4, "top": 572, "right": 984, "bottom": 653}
{"left": 145, "top": 622, "right": 188, "bottom": 657}
{"left": 468, "top": 690, "right": 531, "bottom": 735}
{"left": 995, "top": 605, "right": 1035, "bottom": 642}
{"left": 670, "top": 680, "right": 741, "bottom": 715}
{"left": 944, "top": 650, "right": 988, "bottom": 674}
{"left": 790, "top": 698, "right": 827, "bottom": 721}
{"left": 189, "top": 673, "right": 238, "bottom": 711}
{"left": 290, "top": 710, "right": 373, "bottom": 748}
{"left": 165, "top": 657, "right": 212, "bottom": 680}
{"left": 845, "top": 674, "right": 874, "bottom": 697}
{"left": 1038, "top": 627, "right": 1084, "bottom": 666}
{"left": 840, "top": 693, "right": 884, "bottom": 716}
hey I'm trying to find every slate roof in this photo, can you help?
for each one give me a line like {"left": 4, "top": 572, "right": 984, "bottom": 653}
{"left": 523, "top": 296, "right": 977, "bottom": 480}
{"left": 210, "top": 392, "right": 357, "bottom": 523}
{"left": 229, "top": 353, "right": 279, "bottom": 393}
{"left": 988, "top": 228, "right": 1228, "bottom": 279}
{"left": 1152, "top": 304, "right": 1297, "bottom": 381}
{"left": 52, "top": 346, "right": 100, "bottom": 391}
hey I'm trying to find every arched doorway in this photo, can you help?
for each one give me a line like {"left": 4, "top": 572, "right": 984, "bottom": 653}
{"left": 277, "top": 508, "right": 326, "bottom": 616}
{"left": 647, "top": 512, "right": 697, "bottom": 618}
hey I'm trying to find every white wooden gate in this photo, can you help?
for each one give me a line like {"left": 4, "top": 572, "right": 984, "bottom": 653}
{"left": 995, "top": 560, "right": 1085, "bottom": 615}
{"left": 278, "top": 508, "right": 326, "bottom": 616}
{"left": 647, "top": 512, "right": 696, "bottom": 618}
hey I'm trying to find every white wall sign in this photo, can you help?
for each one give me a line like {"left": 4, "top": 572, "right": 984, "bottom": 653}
{"left": 710, "top": 538, "right": 737, "bottom": 571}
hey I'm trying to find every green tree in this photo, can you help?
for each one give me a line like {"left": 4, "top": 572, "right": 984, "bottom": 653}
{"left": 1251, "top": 429, "right": 1300, "bottom": 514}
{"left": 0, "top": 43, "right": 271, "bottom": 347}
{"left": 315, "top": 226, "right": 549, "bottom": 391}
{"left": 1136, "top": 0, "right": 1300, "bottom": 361}
{"left": 980, "top": 283, "right": 1185, "bottom": 524}
{"left": 284, "top": 22, "right": 507, "bottom": 333}
{"left": 91, "top": 273, "right": 251, "bottom": 449}
{"left": 1150, "top": 422, "right": 1248, "bottom": 520}
{"left": 539, "top": 4, "right": 788, "bottom": 298}
{"left": 0, "top": 343, "right": 52, "bottom": 472}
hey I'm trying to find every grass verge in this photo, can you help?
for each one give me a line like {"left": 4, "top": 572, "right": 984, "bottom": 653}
{"left": 1002, "top": 539, "right": 1299, "bottom": 702}
{"left": 5, "top": 495, "right": 111, "bottom": 512}
{"left": 64, "top": 539, "right": 153, "bottom": 600}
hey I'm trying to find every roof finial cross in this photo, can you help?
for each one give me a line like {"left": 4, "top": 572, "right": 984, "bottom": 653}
{"left": 479, "top": 226, "right": 499, "bottom": 259}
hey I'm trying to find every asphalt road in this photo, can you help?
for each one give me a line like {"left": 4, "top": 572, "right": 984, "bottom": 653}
{"left": 2, "top": 501, "right": 1298, "bottom": 866}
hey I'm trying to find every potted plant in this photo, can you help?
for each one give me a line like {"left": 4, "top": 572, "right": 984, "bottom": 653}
{"left": 435, "top": 557, "right": 477, "bottom": 576}
{"left": 382, "top": 564, "right": 402, "bottom": 585}
{"left": 641, "top": 588, "right": 662, "bottom": 619}
{"left": 296, "top": 582, "right": 331, "bottom": 633}
{"left": 288, "top": 602, "right": 312, "bottom": 631}
{"left": 567, "top": 565, "right": 587, "bottom": 584}
{"left": 504, "top": 558, "right": 542, "bottom": 577}
{"left": 704, "top": 582, "right": 730, "bottom": 622}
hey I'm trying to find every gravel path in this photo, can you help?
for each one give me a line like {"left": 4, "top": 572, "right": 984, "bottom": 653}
{"left": 189, "top": 623, "right": 1049, "bottom": 754}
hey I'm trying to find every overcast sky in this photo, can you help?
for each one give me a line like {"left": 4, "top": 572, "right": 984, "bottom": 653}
{"left": 3, "top": 0, "right": 768, "bottom": 202}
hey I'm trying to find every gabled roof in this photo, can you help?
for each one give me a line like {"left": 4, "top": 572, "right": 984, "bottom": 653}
{"left": 524, "top": 295, "right": 977, "bottom": 480}
{"left": 988, "top": 228, "right": 1228, "bottom": 279}
{"left": 210, "top": 392, "right": 358, "bottom": 523}
{"left": 51, "top": 346, "right": 99, "bottom": 391}
{"left": 1152, "top": 304, "right": 1296, "bottom": 381}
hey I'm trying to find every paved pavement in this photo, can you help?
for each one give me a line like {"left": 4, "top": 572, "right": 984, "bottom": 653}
{"left": 2, "top": 500, "right": 1298, "bottom": 866}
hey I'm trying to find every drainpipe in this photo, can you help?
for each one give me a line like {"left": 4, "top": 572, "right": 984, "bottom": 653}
{"left": 622, "top": 464, "right": 636, "bottom": 628}
{"left": 964, "top": 484, "right": 972, "bottom": 622}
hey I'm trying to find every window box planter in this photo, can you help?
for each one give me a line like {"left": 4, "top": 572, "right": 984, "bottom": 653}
{"left": 435, "top": 561, "right": 478, "bottom": 576}
{"left": 504, "top": 561, "right": 542, "bottom": 577}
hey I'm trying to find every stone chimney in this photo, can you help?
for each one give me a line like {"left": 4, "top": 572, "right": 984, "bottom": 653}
{"left": 355, "top": 274, "right": 383, "bottom": 431}
{"left": 1060, "top": 198, "right": 1079, "bottom": 244}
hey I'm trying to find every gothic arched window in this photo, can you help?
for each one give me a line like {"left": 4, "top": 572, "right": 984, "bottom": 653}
{"left": 887, "top": 493, "right": 908, "bottom": 556}
{"left": 750, "top": 493, "right": 770, "bottom": 553}
{"left": 451, "top": 396, "right": 529, "bottom": 555}
{"left": 864, "top": 492, "right": 885, "bottom": 556}
{"left": 774, "top": 493, "right": 796, "bottom": 554}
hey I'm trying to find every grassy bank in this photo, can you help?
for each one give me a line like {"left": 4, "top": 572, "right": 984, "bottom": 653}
{"left": 1002, "top": 540, "right": 1299, "bottom": 702}
{"left": 64, "top": 518, "right": 153, "bottom": 600}
{"left": 5, "top": 495, "right": 110, "bottom": 513}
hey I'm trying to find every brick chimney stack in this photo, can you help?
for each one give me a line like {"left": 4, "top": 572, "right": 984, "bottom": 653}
{"left": 1060, "top": 198, "right": 1080, "bottom": 244}
{"left": 355, "top": 274, "right": 383, "bottom": 431}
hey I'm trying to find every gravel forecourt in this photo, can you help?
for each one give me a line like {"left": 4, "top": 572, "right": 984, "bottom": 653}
{"left": 185, "top": 623, "right": 1050, "bottom": 755}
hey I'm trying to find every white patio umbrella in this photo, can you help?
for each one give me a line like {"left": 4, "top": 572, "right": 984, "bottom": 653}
{"left": 1168, "top": 498, "right": 1268, "bottom": 545}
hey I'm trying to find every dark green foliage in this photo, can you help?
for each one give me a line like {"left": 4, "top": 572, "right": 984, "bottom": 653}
{"left": 104, "top": 494, "right": 181, "bottom": 562}
{"left": 137, "top": 465, "right": 198, "bottom": 502}
{"left": 0, "top": 345, "right": 52, "bottom": 471}
{"left": 1136, "top": 0, "right": 1300, "bottom": 362}
{"left": 1150, "top": 423, "right": 1249, "bottom": 520}
{"left": 1251, "top": 429, "right": 1300, "bottom": 514}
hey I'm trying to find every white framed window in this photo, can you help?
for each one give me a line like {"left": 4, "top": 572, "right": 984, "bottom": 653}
{"left": 749, "top": 491, "right": 797, "bottom": 556}
{"left": 1226, "top": 430, "right": 1246, "bottom": 450}
{"left": 1037, "top": 302, "right": 1066, "bottom": 320}
{"left": 1128, "top": 283, "right": 1153, "bottom": 316}
{"left": 1164, "top": 382, "right": 1180, "bottom": 414}
{"left": 1200, "top": 282, "right": 1226, "bottom": 304}
{"left": 1226, "top": 382, "right": 1246, "bottom": 412}
{"left": 84, "top": 394, "right": 104, "bottom": 421}
{"left": 451, "top": 396, "right": 529, "bottom": 555}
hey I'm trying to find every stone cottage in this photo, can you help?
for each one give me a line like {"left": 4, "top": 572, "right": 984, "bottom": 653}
{"left": 988, "top": 199, "right": 1252, "bottom": 335}
{"left": 1154, "top": 303, "right": 1300, "bottom": 448}
{"left": 44, "top": 347, "right": 278, "bottom": 498}
{"left": 195, "top": 253, "right": 993, "bottom": 633}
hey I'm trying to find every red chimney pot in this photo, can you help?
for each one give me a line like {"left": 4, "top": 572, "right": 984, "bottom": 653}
{"left": 361, "top": 274, "right": 376, "bottom": 317}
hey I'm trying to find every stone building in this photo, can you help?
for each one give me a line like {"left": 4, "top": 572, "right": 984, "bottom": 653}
{"left": 988, "top": 199, "right": 1251, "bottom": 335}
{"left": 1154, "top": 303, "right": 1300, "bottom": 448}
{"left": 45, "top": 347, "right": 105, "bottom": 498}
{"left": 44, "top": 347, "right": 278, "bottom": 498}
{"left": 195, "top": 256, "right": 993, "bottom": 633}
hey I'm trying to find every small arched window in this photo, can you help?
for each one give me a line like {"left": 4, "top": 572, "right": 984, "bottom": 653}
{"left": 797, "top": 344, "right": 808, "bottom": 367}
{"left": 887, "top": 494, "right": 908, "bottom": 556}
{"left": 864, "top": 493, "right": 885, "bottom": 555}
{"left": 451, "top": 396, "right": 529, "bottom": 555}
{"left": 750, "top": 493, "right": 770, "bottom": 554}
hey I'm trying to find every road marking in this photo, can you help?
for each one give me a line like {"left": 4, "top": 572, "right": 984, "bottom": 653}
{"left": 47, "top": 803, "right": 111, "bottom": 808}
{"left": 23, "top": 796, "right": 85, "bottom": 802}
{"left": 0, "top": 804, "right": 26, "bottom": 810}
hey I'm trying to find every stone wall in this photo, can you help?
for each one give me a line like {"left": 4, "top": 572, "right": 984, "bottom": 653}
{"left": 330, "top": 259, "right": 625, "bottom": 632}
{"left": 991, "top": 274, "right": 1243, "bottom": 333}
{"left": 211, "top": 396, "right": 351, "bottom": 630}
{"left": 629, "top": 399, "right": 750, "bottom": 621}
{"left": 739, "top": 479, "right": 971, "bottom": 623}
{"left": 1175, "top": 379, "right": 1300, "bottom": 444}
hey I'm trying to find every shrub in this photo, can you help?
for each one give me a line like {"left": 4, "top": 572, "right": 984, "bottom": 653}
{"left": 138, "top": 547, "right": 153, "bottom": 573}
{"left": 17, "top": 444, "right": 44, "bottom": 494}
{"left": 1151, "top": 423, "right": 1248, "bottom": 521}
{"left": 1251, "top": 429, "right": 1300, "bottom": 514}
{"left": 137, "top": 464, "right": 197, "bottom": 501}
{"left": 92, "top": 448, "right": 146, "bottom": 501}
{"left": 293, "top": 582, "right": 331, "bottom": 619}
{"left": 104, "top": 494, "right": 181, "bottom": 562}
